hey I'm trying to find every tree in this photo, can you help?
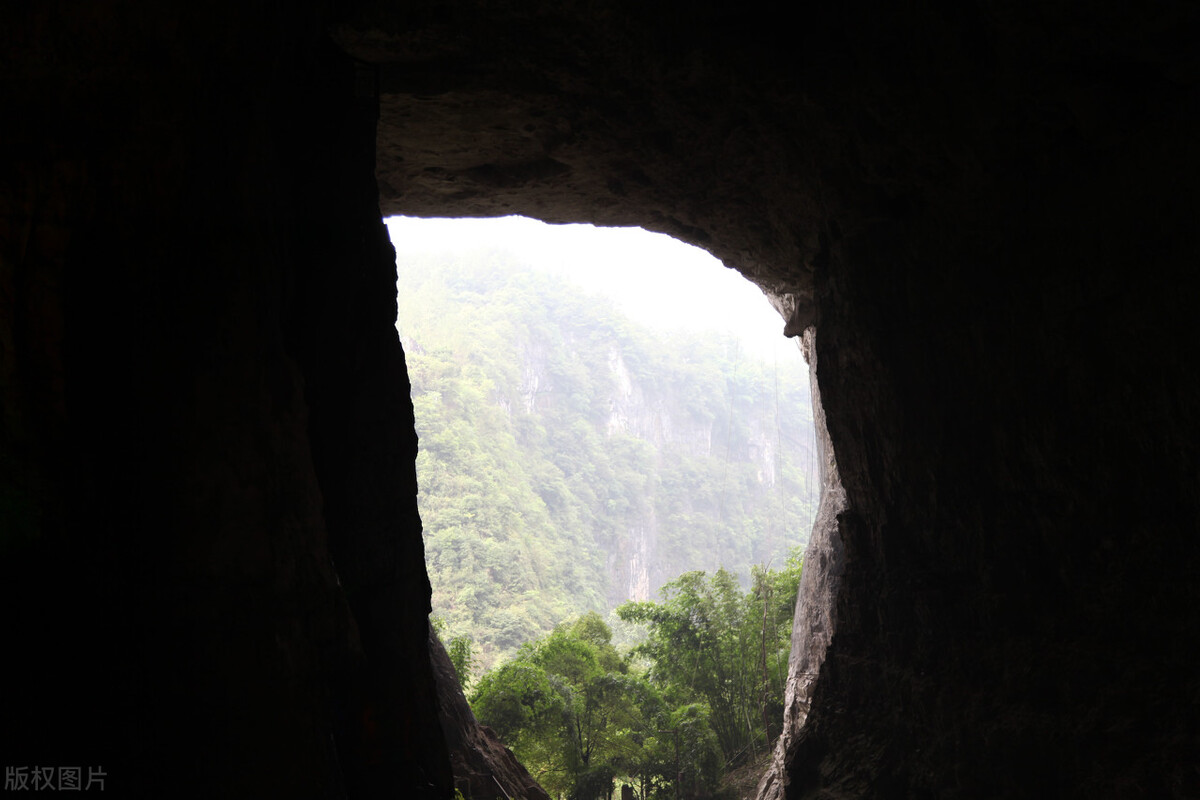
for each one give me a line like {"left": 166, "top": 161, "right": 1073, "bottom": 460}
{"left": 446, "top": 635, "right": 479, "bottom": 693}
{"left": 432, "top": 617, "right": 480, "bottom": 692}
{"left": 616, "top": 553, "right": 802, "bottom": 768}
{"left": 471, "top": 614, "right": 648, "bottom": 800}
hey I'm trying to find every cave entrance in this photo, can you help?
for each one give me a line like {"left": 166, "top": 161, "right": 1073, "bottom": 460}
{"left": 386, "top": 214, "right": 820, "bottom": 677}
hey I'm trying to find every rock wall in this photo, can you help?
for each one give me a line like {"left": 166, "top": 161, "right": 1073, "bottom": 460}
{"left": 0, "top": 6, "right": 448, "bottom": 798}
{"left": 2, "top": 2, "right": 1198, "bottom": 798}
{"left": 757, "top": 330, "right": 846, "bottom": 800}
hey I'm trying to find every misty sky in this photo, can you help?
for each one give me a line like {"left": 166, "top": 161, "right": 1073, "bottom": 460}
{"left": 385, "top": 215, "right": 805, "bottom": 367}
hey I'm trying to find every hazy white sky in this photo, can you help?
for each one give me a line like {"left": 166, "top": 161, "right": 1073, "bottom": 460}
{"left": 385, "top": 215, "right": 804, "bottom": 365}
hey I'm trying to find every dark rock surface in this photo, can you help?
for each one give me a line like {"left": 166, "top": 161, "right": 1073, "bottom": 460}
{"left": 2, "top": 2, "right": 1198, "bottom": 798}
{"left": 758, "top": 330, "right": 846, "bottom": 800}
{"left": 429, "top": 625, "right": 551, "bottom": 800}
{"left": 0, "top": 8, "right": 448, "bottom": 798}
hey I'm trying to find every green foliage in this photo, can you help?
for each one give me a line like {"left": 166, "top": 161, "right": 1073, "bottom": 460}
{"left": 617, "top": 553, "right": 803, "bottom": 768}
{"left": 397, "top": 250, "right": 817, "bottom": 671}
{"left": 433, "top": 616, "right": 481, "bottom": 692}
{"left": 472, "top": 560, "right": 801, "bottom": 799}
{"left": 446, "top": 635, "right": 479, "bottom": 693}
{"left": 471, "top": 657, "right": 563, "bottom": 744}
{"left": 471, "top": 615, "right": 645, "bottom": 800}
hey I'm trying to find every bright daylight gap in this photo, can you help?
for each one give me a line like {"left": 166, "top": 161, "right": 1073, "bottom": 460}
{"left": 387, "top": 215, "right": 819, "bottom": 800}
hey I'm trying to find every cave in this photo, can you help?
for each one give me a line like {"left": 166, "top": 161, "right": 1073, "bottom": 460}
{"left": 2, "top": 2, "right": 1197, "bottom": 799}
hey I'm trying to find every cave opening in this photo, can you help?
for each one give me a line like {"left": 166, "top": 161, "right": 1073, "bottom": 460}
{"left": 386, "top": 214, "right": 822, "bottom": 676}
{"left": 385, "top": 213, "right": 844, "bottom": 796}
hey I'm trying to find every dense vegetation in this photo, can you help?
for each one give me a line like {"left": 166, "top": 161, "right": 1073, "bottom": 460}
{"left": 470, "top": 556, "right": 802, "bottom": 800}
{"left": 397, "top": 248, "right": 817, "bottom": 671}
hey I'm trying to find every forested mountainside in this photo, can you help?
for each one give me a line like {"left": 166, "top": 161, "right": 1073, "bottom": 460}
{"left": 396, "top": 249, "right": 817, "bottom": 669}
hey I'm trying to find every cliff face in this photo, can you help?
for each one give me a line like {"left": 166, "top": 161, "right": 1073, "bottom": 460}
{"left": 589, "top": 344, "right": 813, "bottom": 604}
{"left": 3, "top": 1, "right": 1199, "bottom": 798}
{"left": 604, "top": 347, "right": 716, "bottom": 459}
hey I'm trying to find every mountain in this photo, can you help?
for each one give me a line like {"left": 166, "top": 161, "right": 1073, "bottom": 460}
{"left": 396, "top": 249, "right": 817, "bottom": 669}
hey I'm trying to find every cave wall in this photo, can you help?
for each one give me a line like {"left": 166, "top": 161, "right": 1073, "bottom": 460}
{"left": 1, "top": 5, "right": 447, "bottom": 797}
{"left": 758, "top": 329, "right": 846, "bottom": 800}
{"left": 2, "top": 2, "right": 1198, "bottom": 799}
{"left": 793, "top": 8, "right": 1200, "bottom": 791}
{"left": 350, "top": 4, "right": 1200, "bottom": 793}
